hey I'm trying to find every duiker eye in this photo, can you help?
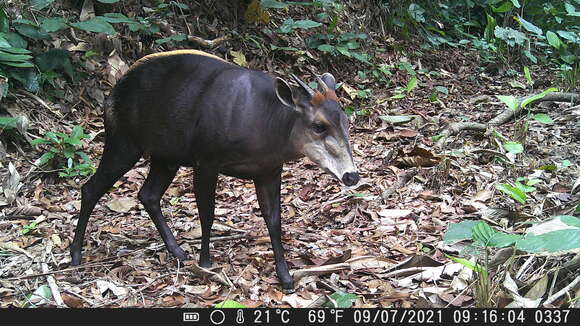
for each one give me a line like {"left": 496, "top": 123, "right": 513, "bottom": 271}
{"left": 312, "top": 122, "right": 327, "bottom": 134}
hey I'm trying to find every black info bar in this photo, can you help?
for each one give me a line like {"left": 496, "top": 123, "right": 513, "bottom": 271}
{"left": 2, "top": 308, "right": 577, "bottom": 326}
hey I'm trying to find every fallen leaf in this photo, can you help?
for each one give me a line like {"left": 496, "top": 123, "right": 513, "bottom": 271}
{"left": 230, "top": 50, "right": 247, "bottom": 67}
{"left": 106, "top": 198, "right": 138, "bottom": 213}
{"left": 61, "top": 293, "right": 84, "bottom": 308}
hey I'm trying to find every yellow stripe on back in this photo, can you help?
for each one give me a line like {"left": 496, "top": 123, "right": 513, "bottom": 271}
{"left": 131, "top": 49, "right": 227, "bottom": 69}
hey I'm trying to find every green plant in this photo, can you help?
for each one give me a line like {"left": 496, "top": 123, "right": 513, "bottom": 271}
{"left": 390, "top": 75, "right": 418, "bottom": 100}
{"left": 31, "top": 125, "right": 95, "bottom": 178}
{"left": 214, "top": 300, "right": 247, "bottom": 308}
{"left": 21, "top": 221, "right": 38, "bottom": 235}
{"left": 495, "top": 176, "right": 540, "bottom": 204}
{"left": 322, "top": 290, "right": 359, "bottom": 308}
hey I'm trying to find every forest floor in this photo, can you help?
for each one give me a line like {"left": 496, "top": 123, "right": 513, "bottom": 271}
{"left": 0, "top": 1, "right": 578, "bottom": 308}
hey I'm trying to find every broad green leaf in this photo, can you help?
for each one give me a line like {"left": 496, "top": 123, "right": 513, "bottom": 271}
{"left": 546, "top": 31, "right": 562, "bottom": 49}
{"left": 5, "top": 32, "right": 28, "bottom": 48}
{"left": 154, "top": 33, "right": 187, "bottom": 45}
{"left": 511, "top": 0, "right": 520, "bottom": 8}
{"left": 379, "top": 115, "right": 414, "bottom": 124}
{"left": 96, "top": 0, "right": 120, "bottom": 3}
{"left": 9, "top": 68, "right": 40, "bottom": 91}
{"left": 443, "top": 220, "right": 480, "bottom": 243}
{"left": 517, "top": 230, "right": 580, "bottom": 253}
{"left": 521, "top": 87, "right": 557, "bottom": 108}
{"left": 0, "top": 9, "right": 8, "bottom": 33}
{"left": 408, "top": 3, "right": 426, "bottom": 23}
{"left": 523, "top": 66, "right": 532, "bottom": 84}
{"left": 564, "top": 2, "right": 580, "bottom": 17}
{"left": 0, "top": 52, "right": 33, "bottom": 62}
{"left": 215, "top": 300, "right": 247, "bottom": 308}
{"left": 70, "top": 17, "right": 116, "bottom": 35}
{"left": 270, "top": 44, "right": 299, "bottom": 51}
{"left": 472, "top": 221, "right": 495, "bottom": 245}
{"left": 30, "top": 0, "right": 55, "bottom": 10}
{"left": 472, "top": 221, "right": 522, "bottom": 248}
{"left": 260, "top": 0, "right": 288, "bottom": 9}
{"left": 292, "top": 19, "right": 322, "bottom": 29}
{"left": 406, "top": 76, "right": 418, "bottom": 93}
{"left": 557, "top": 30, "right": 578, "bottom": 43}
{"left": 279, "top": 19, "right": 321, "bottom": 33}
{"left": 561, "top": 215, "right": 580, "bottom": 228}
{"left": 14, "top": 23, "right": 51, "bottom": 40}
{"left": 484, "top": 14, "right": 497, "bottom": 42}
{"left": 538, "top": 164, "right": 557, "bottom": 171}
{"left": 35, "top": 151, "right": 55, "bottom": 166}
{"left": 496, "top": 183, "right": 527, "bottom": 204}
{"left": 446, "top": 254, "right": 487, "bottom": 276}
{"left": 503, "top": 141, "right": 523, "bottom": 154}
{"left": 0, "top": 36, "right": 10, "bottom": 48}
{"left": 70, "top": 125, "right": 84, "bottom": 140}
{"left": 0, "top": 61, "right": 34, "bottom": 68}
{"left": 532, "top": 113, "right": 553, "bottom": 124}
{"left": 317, "top": 44, "right": 335, "bottom": 52}
{"left": 102, "top": 13, "right": 135, "bottom": 24}
{"left": 515, "top": 181, "right": 536, "bottom": 193}
{"left": 435, "top": 86, "right": 448, "bottom": 95}
{"left": 517, "top": 16, "right": 542, "bottom": 35}
{"left": 350, "top": 51, "right": 370, "bottom": 63}
{"left": 526, "top": 179, "right": 542, "bottom": 186}
{"left": 335, "top": 46, "right": 351, "bottom": 57}
{"left": 323, "top": 291, "right": 359, "bottom": 308}
{"left": 492, "top": 1, "right": 513, "bottom": 13}
{"left": 40, "top": 17, "right": 68, "bottom": 32}
{"left": 0, "top": 116, "right": 18, "bottom": 129}
{"left": 494, "top": 26, "right": 527, "bottom": 46}
{"left": 76, "top": 151, "right": 91, "bottom": 164}
{"left": 496, "top": 95, "right": 519, "bottom": 110}
{"left": 30, "top": 138, "right": 50, "bottom": 145}
{"left": 25, "top": 284, "right": 52, "bottom": 306}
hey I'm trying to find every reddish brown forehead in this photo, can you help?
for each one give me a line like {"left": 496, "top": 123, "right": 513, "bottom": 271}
{"left": 311, "top": 90, "right": 339, "bottom": 106}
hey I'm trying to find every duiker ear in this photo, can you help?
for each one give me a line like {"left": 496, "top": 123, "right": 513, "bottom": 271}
{"left": 319, "top": 72, "right": 336, "bottom": 91}
{"left": 275, "top": 77, "right": 295, "bottom": 108}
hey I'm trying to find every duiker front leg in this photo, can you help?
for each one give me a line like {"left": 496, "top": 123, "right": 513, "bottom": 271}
{"left": 254, "top": 171, "right": 294, "bottom": 292}
{"left": 138, "top": 160, "right": 186, "bottom": 261}
{"left": 193, "top": 165, "right": 218, "bottom": 268}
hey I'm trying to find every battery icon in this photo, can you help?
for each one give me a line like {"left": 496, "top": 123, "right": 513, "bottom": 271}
{"left": 183, "top": 312, "right": 200, "bottom": 322}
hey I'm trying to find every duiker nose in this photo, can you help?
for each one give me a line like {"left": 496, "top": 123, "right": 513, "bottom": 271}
{"left": 341, "top": 172, "right": 360, "bottom": 186}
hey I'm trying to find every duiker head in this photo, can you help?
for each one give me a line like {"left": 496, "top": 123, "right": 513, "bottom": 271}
{"left": 275, "top": 73, "right": 360, "bottom": 186}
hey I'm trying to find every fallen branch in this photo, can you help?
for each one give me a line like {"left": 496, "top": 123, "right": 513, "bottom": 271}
{"left": 188, "top": 233, "right": 249, "bottom": 244}
{"left": 188, "top": 35, "right": 229, "bottom": 48}
{"left": 543, "top": 275, "right": 580, "bottom": 305}
{"left": 42, "top": 241, "right": 64, "bottom": 307}
{"left": 291, "top": 263, "right": 351, "bottom": 281}
{"left": 436, "top": 92, "right": 579, "bottom": 148}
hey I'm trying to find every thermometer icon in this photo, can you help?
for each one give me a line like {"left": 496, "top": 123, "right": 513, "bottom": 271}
{"left": 236, "top": 309, "right": 244, "bottom": 324}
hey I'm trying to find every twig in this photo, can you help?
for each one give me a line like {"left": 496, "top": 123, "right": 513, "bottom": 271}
{"left": 2, "top": 259, "right": 119, "bottom": 281}
{"left": 188, "top": 35, "right": 229, "bottom": 48}
{"left": 16, "top": 89, "right": 63, "bottom": 118}
{"left": 516, "top": 256, "right": 535, "bottom": 280}
{"left": 291, "top": 263, "right": 351, "bottom": 281}
{"left": 189, "top": 233, "right": 249, "bottom": 244}
{"left": 42, "top": 241, "right": 64, "bottom": 306}
{"left": 543, "top": 275, "right": 580, "bottom": 305}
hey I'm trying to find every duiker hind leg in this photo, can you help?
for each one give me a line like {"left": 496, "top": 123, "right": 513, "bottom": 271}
{"left": 193, "top": 164, "right": 218, "bottom": 268}
{"left": 137, "top": 160, "right": 186, "bottom": 261}
{"left": 70, "top": 137, "right": 142, "bottom": 265}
